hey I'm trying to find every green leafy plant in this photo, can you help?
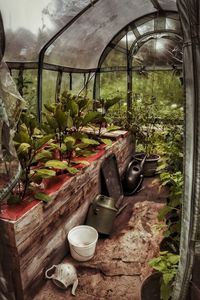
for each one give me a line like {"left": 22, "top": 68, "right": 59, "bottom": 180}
{"left": 9, "top": 112, "right": 56, "bottom": 203}
{"left": 130, "top": 95, "right": 159, "bottom": 156}
{"left": 156, "top": 124, "right": 183, "bottom": 174}
{"left": 149, "top": 251, "right": 180, "bottom": 300}
{"left": 42, "top": 91, "right": 104, "bottom": 159}
{"left": 60, "top": 91, "right": 101, "bottom": 132}
{"left": 94, "top": 96, "right": 121, "bottom": 135}
{"left": 158, "top": 171, "right": 183, "bottom": 244}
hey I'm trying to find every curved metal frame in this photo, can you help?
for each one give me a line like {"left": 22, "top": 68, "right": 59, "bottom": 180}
{"left": 93, "top": 11, "right": 182, "bottom": 119}
{"left": 0, "top": 11, "right": 5, "bottom": 60}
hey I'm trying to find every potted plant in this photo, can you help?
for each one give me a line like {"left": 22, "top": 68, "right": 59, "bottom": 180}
{"left": 130, "top": 95, "right": 160, "bottom": 176}
{"left": 141, "top": 251, "right": 180, "bottom": 300}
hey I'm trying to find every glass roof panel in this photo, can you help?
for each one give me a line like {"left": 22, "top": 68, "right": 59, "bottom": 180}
{"left": 43, "top": 0, "right": 157, "bottom": 69}
{"left": 101, "top": 48, "right": 127, "bottom": 68}
{"left": 0, "top": 0, "right": 179, "bottom": 69}
{"left": 127, "top": 31, "right": 137, "bottom": 48}
{"left": 0, "top": 0, "right": 91, "bottom": 62}
{"left": 132, "top": 36, "right": 182, "bottom": 67}
{"left": 158, "top": 0, "right": 177, "bottom": 11}
{"left": 117, "top": 31, "right": 136, "bottom": 50}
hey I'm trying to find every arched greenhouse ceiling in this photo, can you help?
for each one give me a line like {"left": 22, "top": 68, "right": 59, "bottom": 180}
{"left": 0, "top": 0, "right": 180, "bottom": 71}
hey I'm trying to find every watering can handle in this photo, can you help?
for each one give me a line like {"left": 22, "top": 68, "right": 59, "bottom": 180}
{"left": 45, "top": 265, "right": 57, "bottom": 279}
{"left": 140, "top": 154, "right": 147, "bottom": 169}
{"left": 116, "top": 203, "right": 127, "bottom": 216}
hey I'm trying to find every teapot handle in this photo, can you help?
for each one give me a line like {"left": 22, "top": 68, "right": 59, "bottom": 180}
{"left": 45, "top": 265, "right": 57, "bottom": 279}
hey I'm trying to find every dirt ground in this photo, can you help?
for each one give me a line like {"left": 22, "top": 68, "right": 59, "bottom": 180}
{"left": 33, "top": 177, "right": 167, "bottom": 300}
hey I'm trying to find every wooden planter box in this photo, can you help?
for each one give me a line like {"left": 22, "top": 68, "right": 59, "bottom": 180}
{"left": 0, "top": 131, "right": 133, "bottom": 300}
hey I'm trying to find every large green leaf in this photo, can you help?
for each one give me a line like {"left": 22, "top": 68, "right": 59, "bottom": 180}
{"left": 35, "top": 134, "right": 54, "bottom": 150}
{"left": 45, "top": 160, "right": 68, "bottom": 169}
{"left": 76, "top": 149, "right": 95, "bottom": 157}
{"left": 35, "top": 169, "right": 56, "bottom": 178}
{"left": 158, "top": 206, "right": 173, "bottom": 221}
{"left": 44, "top": 103, "right": 56, "bottom": 113}
{"left": 55, "top": 108, "right": 68, "bottom": 130}
{"left": 68, "top": 100, "right": 79, "bottom": 116}
{"left": 34, "top": 150, "right": 52, "bottom": 162}
{"left": 72, "top": 160, "right": 90, "bottom": 166}
{"left": 66, "top": 113, "right": 73, "bottom": 129}
{"left": 60, "top": 143, "right": 67, "bottom": 153}
{"left": 104, "top": 97, "right": 120, "bottom": 111}
{"left": 162, "top": 272, "right": 175, "bottom": 286}
{"left": 75, "top": 143, "right": 89, "bottom": 149}
{"left": 14, "top": 124, "right": 31, "bottom": 144}
{"left": 81, "top": 137, "right": 99, "bottom": 145}
{"left": 46, "top": 115, "right": 58, "bottom": 130}
{"left": 106, "top": 125, "right": 121, "bottom": 132}
{"left": 82, "top": 111, "right": 102, "bottom": 126}
{"left": 65, "top": 166, "right": 79, "bottom": 174}
{"left": 34, "top": 192, "right": 52, "bottom": 203}
{"left": 168, "top": 254, "right": 180, "bottom": 265}
{"left": 64, "top": 136, "right": 76, "bottom": 146}
{"left": 17, "top": 143, "right": 31, "bottom": 155}
{"left": 100, "top": 138, "right": 112, "bottom": 146}
{"left": 77, "top": 97, "right": 90, "bottom": 111}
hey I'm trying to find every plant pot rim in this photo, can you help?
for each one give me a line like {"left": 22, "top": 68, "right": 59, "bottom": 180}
{"left": 140, "top": 272, "right": 161, "bottom": 300}
{"left": 134, "top": 152, "right": 160, "bottom": 162}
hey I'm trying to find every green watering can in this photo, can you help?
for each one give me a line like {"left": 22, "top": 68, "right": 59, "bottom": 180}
{"left": 85, "top": 195, "right": 127, "bottom": 235}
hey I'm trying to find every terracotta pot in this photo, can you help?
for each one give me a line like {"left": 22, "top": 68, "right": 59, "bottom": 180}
{"left": 140, "top": 272, "right": 161, "bottom": 300}
{"left": 133, "top": 153, "right": 160, "bottom": 177}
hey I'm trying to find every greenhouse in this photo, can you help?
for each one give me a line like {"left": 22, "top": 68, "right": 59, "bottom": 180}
{"left": 0, "top": 0, "right": 199, "bottom": 299}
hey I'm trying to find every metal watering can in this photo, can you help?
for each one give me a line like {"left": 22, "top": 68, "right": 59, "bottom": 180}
{"left": 86, "top": 195, "right": 127, "bottom": 235}
{"left": 123, "top": 155, "right": 146, "bottom": 195}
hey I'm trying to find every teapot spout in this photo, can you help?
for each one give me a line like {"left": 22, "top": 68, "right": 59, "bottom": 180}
{"left": 72, "top": 278, "right": 79, "bottom": 296}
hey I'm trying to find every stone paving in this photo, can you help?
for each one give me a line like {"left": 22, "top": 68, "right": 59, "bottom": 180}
{"left": 33, "top": 177, "right": 167, "bottom": 300}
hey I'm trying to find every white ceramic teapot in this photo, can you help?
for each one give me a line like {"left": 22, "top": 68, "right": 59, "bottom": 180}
{"left": 45, "top": 263, "right": 78, "bottom": 296}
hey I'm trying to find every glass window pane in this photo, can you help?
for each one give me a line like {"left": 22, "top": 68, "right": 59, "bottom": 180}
{"left": 43, "top": 0, "right": 156, "bottom": 69}
{"left": 100, "top": 71, "right": 127, "bottom": 99}
{"left": 1, "top": 0, "right": 90, "bottom": 62}
{"left": 137, "top": 20, "right": 154, "bottom": 35}
{"left": 102, "top": 49, "right": 127, "bottom": 68}
{"left": 166, "top": 18, "right": 181, "bottom": 32}
{"left": 42, "top": 70, "right": 57, "bottom": 106}
{"left": 99, "top": 71, "right": 127, "bottom": 124}
{"left": 132, "top": 70, "right": 184, "bottom": 117}
{"left": 132, "top": 37, "right": 183, "bottom": 67}
{"left": 60, "top": 73, "right": 71, "bottom": 95}
{"left": 22, "top": 70, "right": 38, "bottom": 113}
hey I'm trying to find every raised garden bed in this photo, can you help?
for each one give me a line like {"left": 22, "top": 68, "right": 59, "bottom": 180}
{"left": 0, "top": 131, "right": 133, "bottom": 300}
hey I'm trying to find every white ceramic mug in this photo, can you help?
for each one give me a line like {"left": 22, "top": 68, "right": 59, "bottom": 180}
{"left": 45, "top": 263, "right": 78, "bottom": 296}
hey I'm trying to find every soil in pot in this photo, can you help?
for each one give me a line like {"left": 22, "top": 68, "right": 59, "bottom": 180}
{"left": 134, "top": 153, "right": 160, "bottom": 177}
{"left": 140, "top": 272, "right": 161, "bottom": 300}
